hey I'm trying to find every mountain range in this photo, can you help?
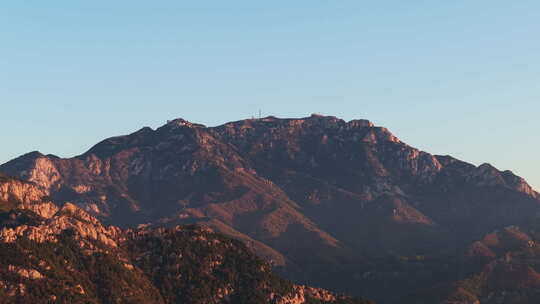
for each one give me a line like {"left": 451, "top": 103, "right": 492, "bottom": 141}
{"left": 2, "top": 114, "right": 539, "bottom": 303}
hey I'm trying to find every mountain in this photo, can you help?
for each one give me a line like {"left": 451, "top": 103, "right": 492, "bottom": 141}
{"left": 0, "top": 173, "right": 370, "bottom": 304}
{"left": 2, "top": 114, "right": 539, "bottom": 303}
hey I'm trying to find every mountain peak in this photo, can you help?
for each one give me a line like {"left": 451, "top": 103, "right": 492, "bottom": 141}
{"left": 347, "top": 119, "right": 374, "bottom": 128}
{"left": 306, "top": 113, "right": 341, "bottom": 123}
{"left": 309, "top": 113, "right": 334, "bottom": 119}
{"left": 19, "top": 151, "right": 45, "bottom": 160}
{"left": 165, "top": 118, "right": 206, "bottom": 129}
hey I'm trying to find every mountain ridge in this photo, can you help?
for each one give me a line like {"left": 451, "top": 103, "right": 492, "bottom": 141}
{"left": 2, "top": 114, "right": 539, "bottom": 303}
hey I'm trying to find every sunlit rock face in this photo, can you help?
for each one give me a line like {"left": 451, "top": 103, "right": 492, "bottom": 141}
{"left": 0, "top": 176, "right": 119, "bottom": 247}
{"left": 0, "top": 175, "right": 48, "bottom": 204}
{"left": 1, "top": 114, "right": 539, "bottom": 304}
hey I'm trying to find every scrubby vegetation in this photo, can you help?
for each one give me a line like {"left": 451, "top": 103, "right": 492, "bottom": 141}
{"left": 0, "top": 229, "right": 162, "bottom": 304}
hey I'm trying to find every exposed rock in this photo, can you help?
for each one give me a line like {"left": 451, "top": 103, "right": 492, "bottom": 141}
{"left": 0, "top": 176, "right": 48, "bottom": 204}
{"left": 7, "top": 265, "right": 44, "bottom": 280}
{"left": 0, "top": 198, "right": 119, "bottom": 248}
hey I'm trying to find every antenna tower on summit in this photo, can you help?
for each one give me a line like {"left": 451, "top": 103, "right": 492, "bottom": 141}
{"left": 259, "top": 110, "right": 261, "bottom": 119}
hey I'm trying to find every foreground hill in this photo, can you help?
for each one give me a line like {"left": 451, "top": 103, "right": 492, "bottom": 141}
{"left": 0, "top": 174, "right": 370, "bottom": 304}
{"left": 2, "top": 114, "right": 539, "bottom": 303}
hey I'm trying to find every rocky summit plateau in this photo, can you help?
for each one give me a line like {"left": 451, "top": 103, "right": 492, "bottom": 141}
{"left": 2, "top": 114, "right": 540, "bottom": 304}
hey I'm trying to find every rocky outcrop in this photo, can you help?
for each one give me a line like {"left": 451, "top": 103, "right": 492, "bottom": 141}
{"left": 7, "top": 265, "right": 44, "bottom": 280}
{"left": 0, "top": 202, "right": 120, "bottom": 248}
{"left": 273, "top": 285, "right": 340, "bottom": 304}
{"left": 0, "top": 174, "right": 48, "bottom": 205}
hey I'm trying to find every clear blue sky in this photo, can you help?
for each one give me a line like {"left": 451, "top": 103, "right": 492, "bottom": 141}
{"left": 1, "top": 1, "right": 539, "bottom": 190}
